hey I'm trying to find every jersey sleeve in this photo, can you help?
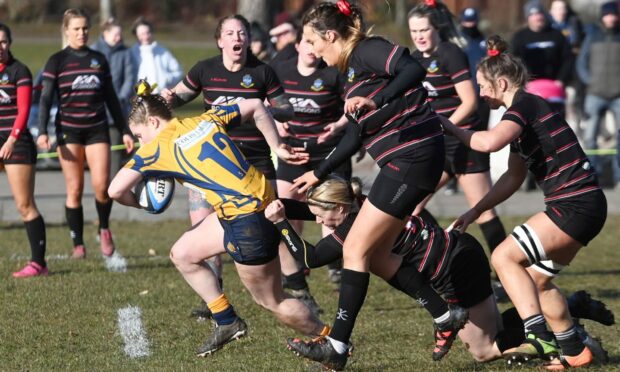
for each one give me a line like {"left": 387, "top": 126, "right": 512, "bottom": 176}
{"left": 209, "top": 103, "right": 242, "bottom": 127}
{"left": 41, "top": 54, "right": 59, "bottom": 82}
{"left": 124, "top": 140, "right": 167, "bottom": 176}
{"left": 438, "top": 43, "right": 471, "bottom": 84}
{"left": 501, "top": 100, "right": 530, "bottom": 128}
{"left": 263, "top": 64, "right": 284, "bottom": 100}
{"left": 356, "top": 38, "right": 407, "bottom": 76}
{"left": 182, "top": 61, "right": 203, "bottom": 92}
{"left": 15, "top": 64, "right": 33, "bottom": 87}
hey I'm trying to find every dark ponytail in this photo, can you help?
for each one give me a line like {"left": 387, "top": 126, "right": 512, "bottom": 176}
{"left": 477, "top": 35, "right": 528, "bottom": 89}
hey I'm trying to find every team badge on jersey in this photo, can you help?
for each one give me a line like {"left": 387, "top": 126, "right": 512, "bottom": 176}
{"left": 0, "top": 73, "right": 9, "bottom": 85}
{"left": 347, "top": 67, "right": 355, "bottom": 83}
{"left": 427, "top": 60, "right": 439, "bottom": 73}
{"left": 310, "top": 78, "right": 324, "bottom": 92}
{"left": 240, "top": 74, "right": 254, "bottom": 88}
{"left": 90, "top": 58, "right": 101, "bottom": 69}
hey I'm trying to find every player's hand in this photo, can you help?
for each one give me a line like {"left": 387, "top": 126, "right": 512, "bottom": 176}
{"left": 275, "top": 121, "right": 291, "bottom": 138}
{"left": 0, "top": 136, "right": 16, "bottom": 160}
{"left": 355, "top": 147, "right": 366, "bottom": 163}
{"left": 160, "top": 88, "right": 175, "bottom": 104}
{"left": 447, "top": 208, "right": 480, "bottom": 234}
{"left": 344, "top": 96, "right": 376, "bottom": 114}
{"left": 36, "top": 134, "right": 51, "bottom": 151}
{"left": 317, "top": 122, "right": 343, "bottom": 143}
{"left": 290, "top": 170, "right": 320, "bottom": 194}
{"left": 264, "top": 199, "right": 286, "bottom": 223}
{"left": 122, "top": 134, "right": 135, "bottom": 154}
{"left": 275, "top": 144, "right": 309, "bottom": 165}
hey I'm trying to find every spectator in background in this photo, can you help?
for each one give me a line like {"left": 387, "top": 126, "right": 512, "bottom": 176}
{"left": 549, "top": 0, "right": 586, "bottom": 129}
{"left": 512, "top": 1, "right": 572, "bottom": 85}
{"left": 250, "top": 21, "right": 275, "bottom": 63}
{"left": 269, "top": 12, "right": 298, "bottom": 65}
{"left": 459, "top": 7, "right": 486, "bottom": 88}
{"left": 91, "top": 18, "right": 135, "bottom": 174}
{"left": 577, "top": 1, "right": 620, "bottom": 186}
{"left": 130, "top": 17, "right": 182, "bottom": 93}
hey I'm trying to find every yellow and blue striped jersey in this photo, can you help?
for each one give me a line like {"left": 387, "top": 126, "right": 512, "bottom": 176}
{"left": 125, "top": 104, "right": 275, "bottom": 220}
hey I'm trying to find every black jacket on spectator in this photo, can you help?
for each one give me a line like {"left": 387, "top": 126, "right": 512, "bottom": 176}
{"left": 511, "top": 24, "right": 572, "bottom": 84}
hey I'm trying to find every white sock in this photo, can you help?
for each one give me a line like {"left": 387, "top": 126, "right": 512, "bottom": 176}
{"left": 327, "top": 336, "right": 348, "bottom": 354}
{"left": 434, "top": 310, "right": 450, "bottom": 324}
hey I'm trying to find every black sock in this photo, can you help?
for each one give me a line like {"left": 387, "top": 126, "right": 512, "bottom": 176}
{"left": 329, "top": 269, "right": 369, "bottom": 344}
{"left": 328, "top": 258, "right": 342, "bottom": 271}
{"left": 523, "top": 314, "right": 554, "bottom": 342}
{"left": 555, "top": 326, "right": 585, "bottom": 356}
{"left": 65, "top": 206, "right": 84, "bottom": 246}
{"left": 25, "top": 215, "right": 46, "bottom": 267}
{"left": 418, "top": 208, "right": 439, "bottom": 226}
{"left": 479, "top": 216, "right": 506, "bottom": 253}
{"left": 95, "top": 199, "right": 113, "bottom": 231}
{"left": 388, "top": 261, "right": 448, "bottom": 319}
{"left": 496, "top": 328, "right": 526, "bottom": 352}
{"left": 284, "top": 269, "right": 308, "bottom": 291}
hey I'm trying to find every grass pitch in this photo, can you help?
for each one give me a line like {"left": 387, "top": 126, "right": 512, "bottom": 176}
{"left": 1, "top": 216, "right": 619, "bottom": 371}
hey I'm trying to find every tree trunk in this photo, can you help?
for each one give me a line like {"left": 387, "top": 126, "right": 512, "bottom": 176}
{"left": 100, "top": 0, "right": 113, "bottom": 23}
{"left": 237, "top": 0, "right": 276, "bottom": 30}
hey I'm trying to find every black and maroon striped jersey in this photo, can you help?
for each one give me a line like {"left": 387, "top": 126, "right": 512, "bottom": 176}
{"left": 412, "top": 41, "right": 480, "bottom": 129}
{"left": 182, "top": 54, "right": 284, "bottom": 159}
{"left": 327, "top": 212, "right": 459, "bottom": 288}
{"left": 503, "top": 90, "right": 600, "bottom": 203}
{"left": 0, "top": 59, "right": 31, "bottom": 134}
{"left": 42, "top": 47, "right": 112, "bottom": 130}
{"left": 345, "top": 37, "right": 442, "bottom": 166}
{"left": 272, "top": 57, "right": 344, "bottom": 155}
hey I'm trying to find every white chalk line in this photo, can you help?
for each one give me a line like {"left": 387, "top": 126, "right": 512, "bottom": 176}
{"left": 117, "top": 306, "right": 151, "bottom": 358}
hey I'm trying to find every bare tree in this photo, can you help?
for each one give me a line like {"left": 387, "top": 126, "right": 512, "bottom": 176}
{"left": 100, "top": 0, "right": 112, "bottom": 23}
{"left": 237, "top": 0, "right": 279, "bottom": 31}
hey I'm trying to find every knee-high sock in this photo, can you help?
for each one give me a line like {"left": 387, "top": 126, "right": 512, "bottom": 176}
{"left": 65, "top": 206, "right": 84, "bottom": 246}
{"left": 96, "top": 199, "right": 113, "bottom": 231}
{"left": 25, "top": 215, "right": 46, "bottom": 266}
{"left": 329, "top": 269, "right": 369, "bottom": 344}
{"left": 388, "top": 261, "right": 448, "bottom": 319}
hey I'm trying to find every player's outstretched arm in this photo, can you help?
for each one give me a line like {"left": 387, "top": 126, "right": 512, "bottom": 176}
{"left": 108, "top": 168, "right": 143, "bottom": 208}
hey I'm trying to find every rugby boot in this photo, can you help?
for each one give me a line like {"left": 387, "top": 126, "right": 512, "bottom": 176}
{"left": 503, "top": 333, "right": 560, "bottom": 366}
{"left": 71, "top": 245, "right": 86, "bottom": 259}
{"left": 291, "top": 289, "right": 324, "bottom": 316}
{"left": 544, "top": 346, "right": 593, "bottom": 370}
{"left": 567, "top": 290, "right": 615, "bottom": 326}
{"left": 287, "top": 336, "right": 349, "bottom": 371}
{"left": 574, "top": 321, "right": 609, "bottom": 364}
{"left": 12, "top": 261, "right": 49, "bottom": 278}
{"left": 99, "top": 229, "right": 115, "bottom": 257}
{"left": 190, "top": 301, "right": 213, "bottom": 320}
{"left": 432, "top": 304, "right": 470, "bottom": 361}
{"left": 196, "top": 317, "right": 247, "bottom": 356}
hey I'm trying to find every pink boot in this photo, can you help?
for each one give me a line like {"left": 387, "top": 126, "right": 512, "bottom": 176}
{"left": 13, "top": 261, "right": 49, "bottom": 278}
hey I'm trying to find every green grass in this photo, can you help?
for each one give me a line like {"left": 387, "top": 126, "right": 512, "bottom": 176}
{"left": 1, "top": 216, "right": 619, "bottom": 371}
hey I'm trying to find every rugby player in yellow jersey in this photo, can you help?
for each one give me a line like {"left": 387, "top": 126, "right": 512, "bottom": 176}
{"left": 108, "top": 82, "right": 327, "bottom": 356}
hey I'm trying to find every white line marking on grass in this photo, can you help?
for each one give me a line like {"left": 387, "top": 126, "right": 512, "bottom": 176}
{"left": 10, "top": 253, "right": 69, "bottom": 261}
{"left": 104, "top": 252, "right": 127, "bottom": 272}
{"left": 117, "top": 306, "right": 151, "bottom": 358}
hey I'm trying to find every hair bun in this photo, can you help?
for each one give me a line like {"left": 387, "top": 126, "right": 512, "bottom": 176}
{"left": 135, "top": 79, "right": 157, "bottom": 97}
{"left": 486, "top": 35, "right": 508, "bottom": 57}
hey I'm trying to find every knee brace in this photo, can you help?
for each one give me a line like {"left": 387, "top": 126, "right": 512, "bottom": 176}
{"left": 510, "top": 224, "right": 564, "bottom": 277}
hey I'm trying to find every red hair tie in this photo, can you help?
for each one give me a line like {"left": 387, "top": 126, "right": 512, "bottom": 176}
{"left": 424, "top": 0, "right": 437, "bottom": 8}
{"left": 487, "top": 49, "right": 500, "bottom": 57}
{"left": 337, "top": 0, "right": 352, "bottom": 16}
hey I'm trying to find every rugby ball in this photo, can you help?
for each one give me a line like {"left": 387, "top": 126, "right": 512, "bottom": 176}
{"left": 134, "top": 177, "right": 175, "bottom": 214}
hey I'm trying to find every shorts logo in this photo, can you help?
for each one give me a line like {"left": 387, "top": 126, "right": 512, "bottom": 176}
{"left": 0, "top": 89, "right": 10, "bottom": 104}
{"left": 90, "top": 58, "right": 101, "bottom": 69}
{"left": 0, "top": 73, "right": 9, "bottom": 84}
{"left": 390, "top": 183, "right": 408, "bottom": 204}
{"left": 310, "top": 78, "right": 324, "bottom": 91}
{"left": 347, "top": 67, "right": 355, "bottom": 83}
{"left": 71, "top": 75, "right": 101, "bottom": 90}
{"left": 240, "top": 74, "right": 254, "bottom": 88}
{"left": 427, "top": 60, "right": 439, "bottom": 73}
{"left": 227, "top": 242, "right": 237, "bottom": 253}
